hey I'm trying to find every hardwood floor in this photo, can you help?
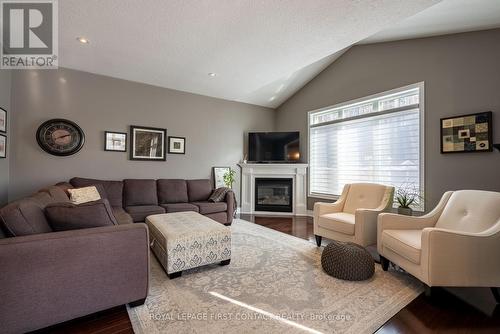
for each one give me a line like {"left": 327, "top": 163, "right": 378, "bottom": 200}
{"left": 31, "top": 306, "right": 133, "bottom": 334}
{"left": 32, "top": 215, "right": 499, "bottom": 333}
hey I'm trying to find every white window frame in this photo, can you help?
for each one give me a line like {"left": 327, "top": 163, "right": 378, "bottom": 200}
{"left": 307, "top": 82, "right": 425, "bottom": 209}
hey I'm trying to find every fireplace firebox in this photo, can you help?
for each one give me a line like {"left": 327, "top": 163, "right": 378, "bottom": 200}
{"left": 255, "top": 178, "right": 293, "bottom": 212}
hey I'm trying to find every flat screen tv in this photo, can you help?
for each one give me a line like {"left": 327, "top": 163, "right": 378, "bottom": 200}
{"left": 248, "top": 132, "right": 300, "bottom": 163}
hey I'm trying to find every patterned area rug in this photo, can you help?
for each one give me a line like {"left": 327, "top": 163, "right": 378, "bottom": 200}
{"left": 128, "top": 219, "right": 422, "bottom": 334}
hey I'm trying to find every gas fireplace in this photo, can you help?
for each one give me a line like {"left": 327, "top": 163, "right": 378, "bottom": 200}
{"left": 254, "top": 178, "right": 293, "bottom": 212}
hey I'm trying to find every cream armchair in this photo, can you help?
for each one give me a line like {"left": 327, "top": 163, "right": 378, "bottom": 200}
{"left": 378, "top": 190, "right": 500, "bottom": 296}
{"left": 313, "top": 183, "right": 394, "bottom": 247}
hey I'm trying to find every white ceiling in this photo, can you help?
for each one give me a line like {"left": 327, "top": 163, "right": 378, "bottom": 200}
{"left": 59, "top": 0, "right": 440, "bottom": 108}
{"left": 362, "top": 0, "right": 500, "bottom": 44}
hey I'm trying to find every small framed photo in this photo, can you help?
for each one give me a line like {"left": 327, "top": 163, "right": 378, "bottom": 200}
{"left": 441, "top": 111, "right": 493, "bottom": 153}
{"left": 130, "top": 125, "right": 167, "bottom": 161}
{"left": 0, "top": 108, "right": 6, "bottom": 133}
{"left": 168, "top": 136, "right": 186, "bottom": 154}
{"left": 0, "top": 134, "right": 6, "bottom": 158}
{"left": 105, "top": 131, "right": 127, "bottom": 152}
{"left": 213, "top": 166, "right": 230, "bottom": 188}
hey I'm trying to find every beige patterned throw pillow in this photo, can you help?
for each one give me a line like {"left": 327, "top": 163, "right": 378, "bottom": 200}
{"left": 67, "top": 186, "right": 101, "bottom": 204}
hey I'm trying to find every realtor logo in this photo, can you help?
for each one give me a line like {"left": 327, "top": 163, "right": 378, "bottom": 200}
{"left": 1, "top": 0, "right": 58, "bottom": 69}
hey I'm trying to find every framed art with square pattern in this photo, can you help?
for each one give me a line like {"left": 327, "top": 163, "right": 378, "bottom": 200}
{"left": 440, "top": 111, "right": 492, "bottom": 154}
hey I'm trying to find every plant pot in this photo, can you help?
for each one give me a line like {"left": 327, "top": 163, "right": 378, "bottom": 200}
{"left": 398, "top": 207, "right": 413, "bottom": 216}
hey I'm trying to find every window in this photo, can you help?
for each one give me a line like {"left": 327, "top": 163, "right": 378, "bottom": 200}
{"left": 308, "top": 83, "right": 424, "bottom": 208}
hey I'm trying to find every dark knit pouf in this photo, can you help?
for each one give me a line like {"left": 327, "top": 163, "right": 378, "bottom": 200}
{"left": 321, "top": 241, "right": 375, "bottom": 281}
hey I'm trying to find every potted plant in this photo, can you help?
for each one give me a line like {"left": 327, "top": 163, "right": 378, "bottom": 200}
{"left": 223, "top": 169, "right": 236, "bottom": 189}
{"left": 395, "top": 185, "right": 423, "bottom": 216}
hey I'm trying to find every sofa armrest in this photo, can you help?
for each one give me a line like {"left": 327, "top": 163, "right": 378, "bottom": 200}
{"left": 313, "top": 184, "right": 349, "bottom": 222}
{"left": 421, "top": 225, "right": 500, "bottom": 287}
{"left": 378, "top": 213, "right": 439, "bottom": 231}
{"left": 355, "top": 208, "right": 385, "bottom": 246}
{"left": 225, "top": 190, "right": 235, "bottom": 224}
{"left": 0, "top": 224, "right": 150, "bottom": 334}
{"left": 313, "top": 201, "right": 343, "bottom": 217}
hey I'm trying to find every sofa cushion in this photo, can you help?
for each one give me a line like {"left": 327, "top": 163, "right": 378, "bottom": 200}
{"left": 0, "top": 199, "right": 53, "bottom": 236}
{"left": 39, "top": 185, "right": 70, "bottom": 203}
{"left": 161, "top": 203, "right": 199, "bottom": 213}
{"left": 45, "top": 199, "right": 118, "bottom": 231}
{"left": 193, "top": 201, "right": 228, "bottom": 215}
{"left": 157, "top": 179, "right": 188, "bottom": 204}
{"left": 112, "top": 207, "right": 134, "bottom": 225}
{"left": 125, "top": 205, "right": 165, "bottom": 222}
{"left": 318, "top": 212, "right": 355, "bottom": 235}
{"left": 343, "top": 183, "right": 387, "bottom": 214}
{"left": 70, "top": 177, "right": 124, "bottom": 207}
{"left": 187, "top": 179, "right": 212, "bottom": 202}
{"left": 30, "top": 191, "right": 54, "bottom": 208}
{"left": 435, "top": 190, "right": 500, "bottom": 233}
{"left": 382, "top": 229, "right": 422, "bottom": 264}
{"left": 55, "top": 182, "right": 74, "bottom": 195}
{"left": 124, "top": 179, "right": 158, "bottom": 206}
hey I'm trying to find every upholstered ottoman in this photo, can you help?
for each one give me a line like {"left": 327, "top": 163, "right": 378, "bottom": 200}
{"left": 146, "top": 212, "right": 231, "bottom": 279}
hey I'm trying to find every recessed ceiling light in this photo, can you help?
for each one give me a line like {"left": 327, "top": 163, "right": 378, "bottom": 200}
{"left": 76, "top": 37, "right": 90, "bottom": 44}
{"left": 208, "top": 73, "right": 217, "bottom": 77}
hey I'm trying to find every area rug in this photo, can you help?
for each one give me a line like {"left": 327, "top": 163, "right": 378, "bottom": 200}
{"left": 127, "top": 219, "right": 422, "bottom": 334}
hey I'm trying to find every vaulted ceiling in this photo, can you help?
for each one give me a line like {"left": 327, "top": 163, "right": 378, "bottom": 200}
{"left": 60, "top": 1, "right": 500, "bottom": 108}
{"left": 60, "top": 1, "right": 443, "bottom": 108}
{"left": 362, "top": 0, "right": 500, "bottom": 44}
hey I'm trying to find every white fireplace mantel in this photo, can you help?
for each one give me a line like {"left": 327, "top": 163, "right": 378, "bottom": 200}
{"left": 238, "top": 163, "right": 308, "bottom": 216}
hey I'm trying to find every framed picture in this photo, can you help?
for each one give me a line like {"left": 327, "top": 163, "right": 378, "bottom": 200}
{"left": 105, "top": 131, "right": 127, "bottom": 152}
{"left": 213, "top": 166, "right": 230, "bottom": 188}
{"left": 168, "top": 136, "right": 186, "bottom": 154}
{"left": 0, "top": 134, "right": 6, "bottom": 158}
{"left": 0, "top": 108, "right": 6, "bottom": 133}
{"left": 130, "top": 125, "right": 167, "bottom": 161}
{"left": 441, "top": 111, "right": 492, "bottom": 153}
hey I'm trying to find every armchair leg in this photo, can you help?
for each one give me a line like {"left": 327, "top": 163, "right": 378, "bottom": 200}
{"left": 424, "top": 285, "right": 435, "bottom": 298}
{"left": 314, "top": 235, "right": 322, "bottom": 247}
{"left": 380, "top": 256, "right": 390, "bottom": 271}
{"left": 492, "top": 287, "right": 500, "bottom": 304}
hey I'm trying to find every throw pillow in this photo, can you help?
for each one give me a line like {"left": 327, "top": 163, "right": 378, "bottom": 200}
{"left": 208, "top": 187, "right": 231, "bottom": 202}
{"left": 45, "top": 199, "right": 118, "bottom": 231}
{"left": 67, "top": 186, "right": 101, "bottom": 204}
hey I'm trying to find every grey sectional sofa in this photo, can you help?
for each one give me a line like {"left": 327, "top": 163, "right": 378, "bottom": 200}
{"left": 69, "top": 177, "right": 235, "bottom": 225}
{"left": 0, "top": 177, "right": 234, "bottom": 333}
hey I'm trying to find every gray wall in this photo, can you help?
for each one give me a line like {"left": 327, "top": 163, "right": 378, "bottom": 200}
{"left": 9, "top": 68, "right": 274, "bottom": 201}
{"left": 275, "top": 29, "right": 500, "bottom": 210}
{"left": 0, "top": 70, "right": 11, "bottom": 206}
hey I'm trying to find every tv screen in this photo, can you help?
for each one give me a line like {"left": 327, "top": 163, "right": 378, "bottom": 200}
{"left": 248, "top": 132, "right": 300, "bottom": 162}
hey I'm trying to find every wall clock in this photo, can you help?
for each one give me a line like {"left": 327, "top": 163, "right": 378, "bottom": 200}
{"left": 36, "top": 119, "right": 85, "bottom": 156}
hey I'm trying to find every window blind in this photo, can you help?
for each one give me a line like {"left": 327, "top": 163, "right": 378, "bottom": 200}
{"left": 309, "top": 85, "right": 422, "bottom": 204}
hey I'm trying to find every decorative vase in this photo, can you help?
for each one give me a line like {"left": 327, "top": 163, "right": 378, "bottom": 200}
{"left": 398, "top": 207, "right": 413, "bottom": 216}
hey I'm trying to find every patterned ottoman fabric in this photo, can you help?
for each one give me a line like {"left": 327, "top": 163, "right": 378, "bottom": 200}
{"left": 146, "top": 212, "right": 231, "bottom": 275}
{"left": 321, "top": 241, "right": 374, "bottom": 281}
